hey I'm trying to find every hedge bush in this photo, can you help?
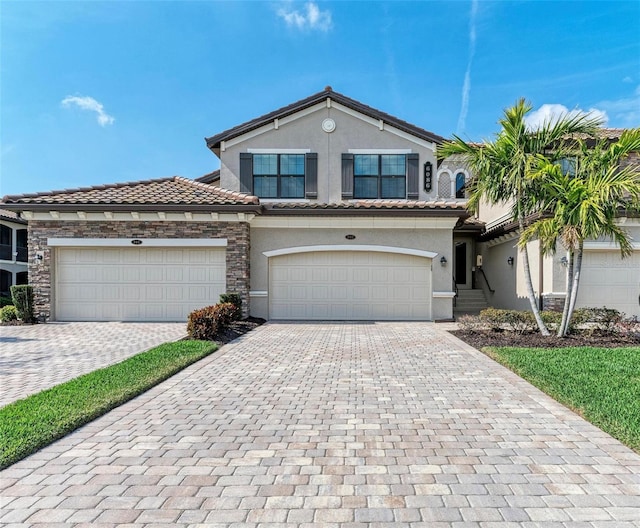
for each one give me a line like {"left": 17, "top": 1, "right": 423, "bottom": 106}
{"left": 1, "top": 305, "right": 18, "bottom": 323}
{"left": 187, "top": 302, "right": 237, "bottom": 340}
{"left": 10, "top": 285, "right": 34, "bottom": 323}
{"left": 219, "top": 293, "right": 242, "bottom": 321}
{"left": 0, "top": 296, "right": 14, "bottom": 308}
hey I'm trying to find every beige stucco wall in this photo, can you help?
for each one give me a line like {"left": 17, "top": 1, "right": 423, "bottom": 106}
{"left": 248, "top": 217, "right": 456, "bottom": 320}
{"left": 219, "top": 103, "right": 439, "bottom": 203}
{"left": 477, "top": 236, "right": 544, "bottom": 311}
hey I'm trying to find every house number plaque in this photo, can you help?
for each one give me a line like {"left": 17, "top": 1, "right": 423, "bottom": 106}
{"left": 131, "top": 239, "right": 143, "bottom": 245}
{"left": 424, "top": 161, "right": 433, "bottom": 192}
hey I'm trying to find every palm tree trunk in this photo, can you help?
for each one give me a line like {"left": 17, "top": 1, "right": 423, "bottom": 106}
{"left": 564, "top": 241, "right": 584, "bottom": 335}
{"left": 558, "top": 251, "right": 574, "bottom": 337}
{"left": 519, "top": 219, "right": 550, "bottom": 336}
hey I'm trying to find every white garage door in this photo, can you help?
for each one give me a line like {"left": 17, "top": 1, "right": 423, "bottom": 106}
{"left": 270, "top": 251, "right": 431, "bottom": 320}
{"left": 56, "top": 247, "right": 226, "bottom": 321}
{"left": 577, "top": 251, "right": 640, "bottom": 318}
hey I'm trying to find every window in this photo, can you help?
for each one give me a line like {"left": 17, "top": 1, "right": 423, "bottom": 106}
{"left": 0, "top": 269, "right": 11, "bottom": 297}
{"left": 455, "top": 172, "right": 466, "bottom": 199}
{"left": 16, "top": 229, "right": 27, "bottom": 262}
{"left": 0, "top": 225, "right": 11, "bottom": 261}
{"left": 354, "top": 154, "right": 406, "bottom": 199}
{"left": 252, "top": 154, "right": 305, "bottom": 198}
{"left": 557, "top": 157, "right": 576, "bottom": 176}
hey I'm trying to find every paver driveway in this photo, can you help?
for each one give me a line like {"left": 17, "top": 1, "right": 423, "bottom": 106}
{"left": 1, "top": 322, "right": 639, "bottom": 527}
{"left": 0, "top": 322, "right": 186, "bottom": 407}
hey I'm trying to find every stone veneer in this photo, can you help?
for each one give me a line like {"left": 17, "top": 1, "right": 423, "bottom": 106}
{"left": 28, "top": 221, "right": 250, "bottom": 321}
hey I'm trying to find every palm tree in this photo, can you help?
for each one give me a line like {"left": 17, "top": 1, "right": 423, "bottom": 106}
{"left": 438, "top": 99, "right": 602, "bottom": 336}
{"left": 521, "top": 128, "right": 640, "bottom": 336}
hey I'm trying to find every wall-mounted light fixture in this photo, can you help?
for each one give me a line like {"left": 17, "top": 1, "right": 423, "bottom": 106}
{"left": 560, "top": 256, "right": 568, "bottom": 267}
{"left": 507, "top": 256, "right": 514, "bottom": 266}
{"left": 440, "top": 255, "right": 447, "bottom": 266}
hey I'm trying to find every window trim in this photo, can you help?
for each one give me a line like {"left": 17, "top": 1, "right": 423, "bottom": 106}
{"left": 252, "top": 153, "right": 306, "bottom": 199}
{"left": 353, "top": 153, "right": 408, "bottom": 199}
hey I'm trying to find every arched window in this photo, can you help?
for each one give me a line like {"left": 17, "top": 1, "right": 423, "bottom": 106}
{"left": 438, "top": 172, "right": 451, "bottom": 198}
{"left": 455, "top": 172, "right": 466, "bottom": 199}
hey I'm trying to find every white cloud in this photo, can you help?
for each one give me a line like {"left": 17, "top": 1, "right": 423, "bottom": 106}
{"left": 61, "top": 95, "right": 115, "bottom": 126}
{"left": 277, "top": 2, "right": 332, "bottom": 32}
{"left": 524, "top": 103, "right": 608, "bottom": 131}
{"left": 595, "top": 85, "right": 640, "bottom": 127}
{"left": 456, "top": 0, "right": 478, "bottom": 135}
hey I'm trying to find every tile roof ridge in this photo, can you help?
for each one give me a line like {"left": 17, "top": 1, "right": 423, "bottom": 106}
{"left": 174, "top": 176, "right": 260, "bottom": 205}
{"left": 2, "top": 176, "right": 176, "bottom": 202}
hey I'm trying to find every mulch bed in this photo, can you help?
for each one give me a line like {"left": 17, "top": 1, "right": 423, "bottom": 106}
{"left": 452, "top": 329, "right": 640, "bottom": 349}
{"left": 213, "top": 317, "right": 266, "bottom": 346}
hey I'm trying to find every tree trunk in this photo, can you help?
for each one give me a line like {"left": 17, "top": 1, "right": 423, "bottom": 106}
{"left": 519, "top": 220, "right": 550, "bottom": 336}
{"left": 558, "top": 251, "right": 574, "bottom": 337}
{"left": 564, "top": 240, "right": 584, "bottom": 335}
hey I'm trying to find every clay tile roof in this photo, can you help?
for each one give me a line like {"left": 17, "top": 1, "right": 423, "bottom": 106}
{"left": 0, "top": 209, "right": 27, "bottom": 224}
{"left": 195, "top": 169, "right": 220, "bottom": 184}
{"left": 264, "top": 200, "right": 467, "bottom": 212}
{"left": 205, "top": 87, "right": 445, "bottom": 149}
{"left": 1, "top": 176, "right": 259, "bottom": 208}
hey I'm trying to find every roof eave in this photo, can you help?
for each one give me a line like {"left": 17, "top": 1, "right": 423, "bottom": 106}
{"left": 0, "top": 203, "right": 263, "bottom": 213}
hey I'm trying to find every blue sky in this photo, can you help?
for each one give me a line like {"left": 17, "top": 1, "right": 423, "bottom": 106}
{"left": 1, "top": 0, "right": 639, "bottom": 197}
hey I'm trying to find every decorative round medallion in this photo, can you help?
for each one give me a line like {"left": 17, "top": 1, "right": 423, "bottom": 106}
{"left": 322, "top": 118, "right": 336, "bottom": 133}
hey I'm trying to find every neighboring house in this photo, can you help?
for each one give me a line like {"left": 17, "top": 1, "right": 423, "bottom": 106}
{"left": 0, "top": 209, "right": 28, "bottom": 298}
{"left": 1, "top": 88, "right": 636, "bottom": 322}
{"left": 474, "top": 133, "right": 640, "bottom": 319}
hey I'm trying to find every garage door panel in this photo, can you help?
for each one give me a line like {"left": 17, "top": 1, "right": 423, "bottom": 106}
{"left": 56, "top": 247, "right": 226, "bottom": 321}
{"left": 270, "top": 250, "right": 431, "bottom": 321}
{"left": 577, "top": 251, "right": 639, "bottom": 317}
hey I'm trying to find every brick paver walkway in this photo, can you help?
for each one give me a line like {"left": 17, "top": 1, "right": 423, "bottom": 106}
{"left": 0, "top": 322, "right": 186, "bottom": 407}
{"left": 1, "top": 322, "right": 639, "bottom": 526}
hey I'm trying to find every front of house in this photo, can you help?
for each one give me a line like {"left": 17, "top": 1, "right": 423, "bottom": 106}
{"left": 2, "top": 88, "right": 638, "bottom": 322}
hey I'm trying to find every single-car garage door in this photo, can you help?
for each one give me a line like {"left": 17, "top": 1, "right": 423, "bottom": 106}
{"left": 56, "top": 247, "right": 226, "bottom": 321}
{"left": 269, "top": 251, "right": 431, "bottom": 320}
{"left": 577, "top": 250, "right": 640, "bottom": 318}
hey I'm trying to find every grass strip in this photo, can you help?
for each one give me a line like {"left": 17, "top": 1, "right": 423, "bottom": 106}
{"left": 0, "top": 340, "right": 217, "bottom": 469}
{"left": 485, "top": 346, "right": 640, "bottom": 452}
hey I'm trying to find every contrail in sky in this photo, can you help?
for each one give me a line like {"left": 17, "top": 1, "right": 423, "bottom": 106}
{"left": 457, "top": 0, "right": 478, "bottom": 135}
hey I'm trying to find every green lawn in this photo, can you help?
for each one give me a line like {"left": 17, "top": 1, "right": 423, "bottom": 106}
{"left": 486, "top": 346, "right": 640, "bottom": 452}
{"left": 0, "top": 340, "right": 217, "bottom": 469}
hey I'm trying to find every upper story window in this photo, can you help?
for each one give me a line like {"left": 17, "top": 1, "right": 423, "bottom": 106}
{"left": 252, "top": 154, "right": 305, "bottom": 198}
{"left": 240, "top": 152, "right": 317, "bottom": 199}
{"left": 455, "top": 172, "right": 466, "bottom": 199}
{"left": 354, "top": 154, "right": 407, "bottom": 199}
{"left": 16, "top": 229, "right": 28, "bottom": 262}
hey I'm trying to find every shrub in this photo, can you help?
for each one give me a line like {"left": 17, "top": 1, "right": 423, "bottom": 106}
{"left": 456, "top": 314, "right": 484, "bottom": 333}
{"left": 0, "top": 296, "right": 13, "bottom": 308}
{"left": 187, "top": 302, "right": 237, "bottom": 340}
{"left": 478, "top": 308, "right": 537, "bottom": 334}
{"left": 10, "top": 285, "right": 34, "bottom": 323}
{"left": 570, "top": 307, "right": 624, "bottom": 335}
{"left": 541, "top": 310, "right": 563, "bottom": 332}
{"left": 219, "top": 293, "right": 242, "bottom": 320}
{"left": 1, "top": 305, "right": 18, "bottom": 323}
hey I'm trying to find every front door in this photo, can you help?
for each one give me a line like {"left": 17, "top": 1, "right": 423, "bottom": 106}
{"left": 454, "top": 238, "right": 473, "bottom": 290}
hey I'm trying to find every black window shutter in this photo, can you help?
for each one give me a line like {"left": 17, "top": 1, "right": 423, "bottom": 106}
{"left": 407, "top": 153, "right": 419, "bottom": 199}
{"left": 239, "top": 153, "right": 253, "bottom": 194}
{"left": 341, "top": 153, "right": 354, "bottom": 199}
{"left": 305, "top": 153, "right": 318, "bottom": 199}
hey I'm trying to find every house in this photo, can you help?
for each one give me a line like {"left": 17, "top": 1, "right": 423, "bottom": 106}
{"left": 0, "top": 88, "right": 474, "bottom": 322}
{"left": 1, "top": 88, "right": 637, "bottom": 322}
{"left": 0, "top": 209, "right": 28, "bottom": 299}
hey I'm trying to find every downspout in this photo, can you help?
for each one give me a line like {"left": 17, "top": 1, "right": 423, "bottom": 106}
{"left": 538, "top": 245, "right": 544, "bottom": 311}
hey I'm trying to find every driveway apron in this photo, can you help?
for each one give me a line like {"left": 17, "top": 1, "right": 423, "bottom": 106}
{"left": 1, "top": 322, "right": 639, "bottom": 527}
{"left": 0, "top": 322, "right": 187, "bottom": 407}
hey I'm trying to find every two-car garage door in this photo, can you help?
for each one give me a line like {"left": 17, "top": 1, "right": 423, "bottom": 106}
{"left": 55, "top": 247, "right": 226, "bottom": 321}
{"left": 269, "top": 250, "right": 432, "bottom": 320}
